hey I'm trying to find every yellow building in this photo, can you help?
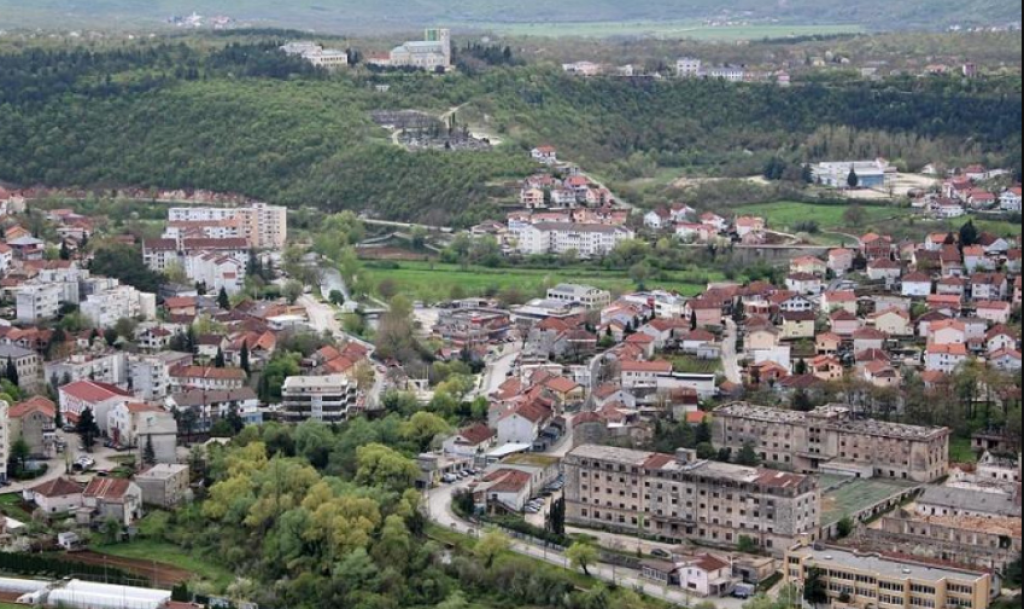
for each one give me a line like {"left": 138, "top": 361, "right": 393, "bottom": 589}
{"left": 785, "top": 545, "right": 993, "bottom": 609}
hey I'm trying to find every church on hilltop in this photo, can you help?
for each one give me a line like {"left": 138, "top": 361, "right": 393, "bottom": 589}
{"left": 371, "top": 28, "right": 452, "bottom": 71}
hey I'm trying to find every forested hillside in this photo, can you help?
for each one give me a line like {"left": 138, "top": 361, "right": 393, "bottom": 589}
{"left": 0, "top": 41, "right": 1020, "bottom": 224}
{"left": 0, "top": 0, "right": 1019, "bottom": 32}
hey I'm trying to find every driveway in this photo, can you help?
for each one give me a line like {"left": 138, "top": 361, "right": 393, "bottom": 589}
{"left": 722, "top": 319, "right": 743, "bottom": 385}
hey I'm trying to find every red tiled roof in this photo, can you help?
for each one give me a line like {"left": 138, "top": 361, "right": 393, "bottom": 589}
{"left": 31, "top": 477, "right": 85, "bottom": 498}
{"left": 10, "top": 396, "right": 56, "bottom": 419}
{"left": 620, "top": 360, "right": 673, "bottom": 373}
{"left": 456, "top": 423, "right": 495, "bottom": 446}
{"left": 60, "top": 381, "right": 133, "bottom": 404}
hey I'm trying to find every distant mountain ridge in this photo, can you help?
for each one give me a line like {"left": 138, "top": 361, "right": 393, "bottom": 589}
{"left": 0, "top": 0, "right": 1019, "bottom": 33}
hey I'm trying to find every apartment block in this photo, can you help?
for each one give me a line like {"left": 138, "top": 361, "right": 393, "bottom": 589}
{"left": 785, "top": 545, "right": 992, "bottom": 609}
{"left": 564, "top": 445, "right": 820, "bottom": 554}
{"left": 0, "top": 344, "right": 42, "bottom": 392}
{"left": 167, "top": 203, "right": 287, "bottom": 250}
{"left": 546, "top": 284, "right": 613, "bottom": 309}
{"left": 713, "top": 404, "right": 950, "bottom": 483}
{"left": 281, "top": 375, "right": 360, "bottom": 423}
{"left": 512, "top": 222, "right": 635, "bottom": 259}
{"left": 45, "top": 352, "right": 129, "bottom": 387}
{"left": 128, "top": 352, "right": 194, "bottom": 401}
{"left": 15, "top": 284, "right": 61, "bottom": 323}
{"left": 80, "top": 285, "right": 157, "bottom": 329}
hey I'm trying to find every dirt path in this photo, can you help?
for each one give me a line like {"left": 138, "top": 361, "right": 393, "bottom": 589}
{"left": 58, "top": 551, "right": 193, "bottom": 588}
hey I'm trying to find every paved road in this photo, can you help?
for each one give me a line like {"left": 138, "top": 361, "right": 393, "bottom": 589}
{"left": 473, "top": 344, "right": 521, "bottom": 399}
{"left": 4, "top": 431, "right": 135, "bottom": 496}
{"left": 425, "top": 481, "right": 753, "bottom": 609}
{"left": 721, "top": 319, "right": 743, "bottom": 386}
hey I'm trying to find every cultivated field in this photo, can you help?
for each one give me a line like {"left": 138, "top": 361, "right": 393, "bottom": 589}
{"left": 465, "top": 21, "right": 864, "bottom": 40}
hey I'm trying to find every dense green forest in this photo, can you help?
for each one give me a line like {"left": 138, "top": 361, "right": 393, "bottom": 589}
{"left": 0, "top": 0, "right": 1018, "bottom": 32}
{"left": 0, "top": 39, "right": 1020, "bottom": 224}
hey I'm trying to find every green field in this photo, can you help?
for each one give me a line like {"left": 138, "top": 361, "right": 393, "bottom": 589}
{"left": 96, "top": 540, "right": 235, "bottom": 588}
{"left": 0, "top": 493, "right": 33, "bottom": 522}
{"left": 668, "top": 355, "right": 722, "bottom": 374}
{"left": 365, "top": 260, "right": 722, "bottom": 303}
{"left": 464, "top": 21, "right": 864, "bottom": 40}
{"left": 735, "top": 201, "right": 1022, "bottom": 241}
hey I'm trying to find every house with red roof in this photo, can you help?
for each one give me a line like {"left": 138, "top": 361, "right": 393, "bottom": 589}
{"left": 989, "top": 348, "right": 1022, "bottom": 372}
{"left": 24, "top": 478, "right": 86, "bottom": 515}
{"left": 83, "top": 477, "right": 144, "bottom": 526}
{"left": 1000, "top": 186, "right": 1022, "bottom": 212}
{"left": 822, "top": 291, "right": 858, "bottom": 315}
{"left": 975, "top": 300, "right": 1012, "bottom": 325}
{"left": 496, "top": 399, "right": 553, "bottom": 446}
{"left": 58, "top": 380, "right": 135, "bottom": 431}
{"left": 475, "top": 469, "right": 534, "bottom": 513}
{"left": 170, "top": 365, "right": 246, "bottom": 392}
{"left": 828, "top": 248, "right": 855, "bottom": 276}
{"left": 901, "top": 271, "right": 934, "bottom": 298}
{"left": 531, "top": 145, "right": 558, "bottom": 165}
{"left": 926, "top": 343, "right": 969, "bottom": 373}
{"left": 830, "top": 310, "right": 862, "bottom": 337}
{"left": 985, "top": 325, "right": 1019, "bottom": 355}
{"left": 674, "top": 554, "right": 735, "bottom": 598}
{"left": 443, "top": 423, "right": 496, "bottom": 458}
{"left": 9, "top": 397, "right": 57, "bottom": 457}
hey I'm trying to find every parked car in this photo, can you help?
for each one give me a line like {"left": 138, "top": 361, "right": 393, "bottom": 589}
{"left": 651, "top": 549, "right": 671, "bottom": 559}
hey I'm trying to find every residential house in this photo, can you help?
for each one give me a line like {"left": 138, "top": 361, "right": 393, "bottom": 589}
{"left": 83, "top": 478, "right": 144, "bottom": 527}
{"left": 58, "top": 380, "right": 135, "bottom": 430}
{"left": 861, "top": 361, "right": 901, "bottom": 388}
{"left": 9, "top": 397, "right": 57, "bottom": 458}
{"left": 676, "top": 554, "right": 736, "bottom": 598}
{"left": 790, "top": 256, "right": 827, "bottom": 277}
{"left": 746, "top": 325, "right": 781, "bottom": 352}
{"left": 496, "top": 401, "right": 553, "bottom": 446}
{"left": 901, "top": 272, "right": 933, "bottom": 298}
{"left": 928, "top": 294, "right": 963, "bottom": 316}
{"left": 937, "top": 276, "right": 967, "bottom": 298}
{"left": 869, "top": 308, "right": 913, "bottom": 337}
{"left": 940, "top": 245, "right": 964, "bottom": 277}
{"left": 809, "top": 355, "right": 844, "bottom": 382}
{"left": 828, "top": 248, "right": 855, "bottom": 276}
{"left": 970, "top": 273, "right": 1008, "bottom": 301}
{"left": 985, "top": 325, "right": 1019, "bottom": 354}
{"left": 735, "top": 216, "right": 765, "bottom": 238}
{"left": 785, "top": 273, "right": 824, "bottom": 296}
{"left": 867, "top": 258, "right": 902, "bottom": 284}
{"left": 531, "top": 146, "right": 558, "bottom": 164}
{"left": 135, "top": 464, "right": 191, "bottom": 508}
{"left": 822, "top": 291, "right": 858, "bottom": 315}
{"left": 443, "top": 423, "right": 497, "bottom": 458}
{"left": 862, "top": 233, "right": 894, "bottom": 260}
{"left": 107, "top": 403, "right": 178, "bottom": 463}
{"left": 852, "top": 327, "right": 888, "bottom": 353}
{"left": 781, "top": 311, "right": 816, "bottom": 341}
{"left": 989, "top": 348, "right": 1022, "bottom": 372}
{"left": 24, "top": 478, "right": 86, "bottom": 515}
{"left": 963, "top": 246, "right": 995, "bottom": 273}
{"left": 620, "top": 360, "right": 674, "bottom": 390}
{"left": 829, "top": 310, "right": 861, "bottom": 337}
{"left": 975, "top": 300, "right": 1012, "bottom": 324}
{"left": 816, "top": 333, "right": 843, "bottom": 356}
{"left": 926, "top": 343, "right": 969, "bottom": 374}
{"left": 475, "top": 469, "right": 533, "bottom": 513}
{"left": 930, "top": 320, "right": 968, "bottom": 346}
{"left": 170, "top": 365, "right": 246, "bottom": 393}
{"left": 1000, "top": 186, "right": 1022, "bottom": 212}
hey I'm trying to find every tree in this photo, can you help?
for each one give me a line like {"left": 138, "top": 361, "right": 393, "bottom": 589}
{"left": 143, "top": 435, "right": 157, "bottom": 466}
{"left": 737, "top": 535, "right": 759, "bottom": 554}
{"left": 4, "top": 358, "right": 18, "bottom": 388}
{"left": 548, "top": 497, "right": 566, "bottom": 537}
{"left": 283, "top": 280, "right": 304, "bottom": 305}
{"left": 837, "top": 515, "right": 855, "bottom": 538}
{"left": 735, "top": 442, "right": 760, "bottom": 466}
{"left": 960, "top": 220, "right": 980, "bottom": 247}
{"left": 847, "top": 166, "right": 860, "bottom": 189}
{"left": 214, "top": 347, "right": 227, "bottom": 369}
{"left": 329, "top": 290, "right": 346, "bottom": 306}
{"left": 567, "top": 541, "right": 599, "bottom": 577}
{"left": 843, "top": 204, "right": 867, "bottom": 228}
{"left": 104, "top": 327, "right": 119, "bottom": 347}
{"left": 474, "top": 529, "right": 511, "bottom": 569}
{"left": 90, "top": 244, "right": 165, "bottom": 294}
{"left": 9, "top": 436, "right": 30, "bottom": 476}
{"left": 795, "top": 359, "right": 808, "bottom": 376}
{"left": 218, "top": 287, "right": 231, "bottom": 310}
{"left": 240, "top": 341, "right": 251, "bottom": 376}
{"left": 59, "top": 240, "right": 71, "bottom": 261}
{"left": 804, "top": 567, "right": 830, "bottom": 609}
{"left": 76, "top": 407, "right": 101, "bottom": 451}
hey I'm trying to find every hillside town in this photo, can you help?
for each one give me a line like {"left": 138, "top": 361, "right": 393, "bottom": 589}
{"left": 0, "top": 146, "right": 1020, "bottom": 609}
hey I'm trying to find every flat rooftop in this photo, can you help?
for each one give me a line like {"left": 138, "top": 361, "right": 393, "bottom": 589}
{"left": 567, "top": 445, "right": 654, "bottom": 467}
{"left": 716, "top": 403, "right": 948, "bottom": 441}
{"left": 821, "top": 475, "right": 920, "bottom": 527}
{"left": 794, "top": 546, "right": 988, "bottom": 583}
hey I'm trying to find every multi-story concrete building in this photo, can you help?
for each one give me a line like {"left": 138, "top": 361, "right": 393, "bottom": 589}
{"left": 167, "top": 203, "right": 288, "bottom": 250}
{"left": 713, "top": 404, "right": 950, "bottom": 483}
{"left": 0, "top": 400, "right": 9, "bottom": 482}
{"left": 784, "top": 545, "right": 993, "bottom": 609}
{"left": 512, "top": 222, "right": 635, "bottom": 259}
{"left": 388, "top": 28, "right": 452, "bottom": 70}
{"left": 169, "top": 366, "right": 246, "bottom": 393}
{"left": 135, "top": 463, "right": 191, "bottom": 508}
{"left": 677, "top": 57, "right": 702, "bottom": 78}
{"left": 45, "top": 352, "right": 129, "bottom": 387}
{"left": 15, "top": 284, "right": 61, "bottom": 323}
{"left": 546, "top": 284, "right": 613, "bottom": 309}
{"left": 434, "top": 308, "right": 512, "bottom": 348}
{"left": 281, "top": 375, "right": 360, "bottom": 423}
{"left": 80, "top": 285, "right": 157, "bottom": 329}
{"left": 564, "top": 445, "right": 820, "bottom": 554}
{"left": 0, "top": 344, "right": 42, "bottom": 392}
{"left": 128, "top": 352, "right": 194, "bottom": 401}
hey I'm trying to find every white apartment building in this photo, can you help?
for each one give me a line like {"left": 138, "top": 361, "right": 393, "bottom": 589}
{"left": 707, "top": 66, "right": 746, "bottom": 82}
{"left": 81, "top": 285, "right": 157, "bottom": 329}
{"left": 546, "top": 284, "right": 612, "bottom": 309}
{"left": 513, "top": 222, "right": 635, "bottom": 259}
{"left": 16, "top": 284, "right": 61, "bottom": 323}
{"left": 677, "top": 58, "right": 702, "bottom": 77}
{"left": 281, "top": 375, "right": 360, "bottom": 423}
{"left": 45, "top": 352, "right": 129, "bottom": 387}
{"left": 167, "top": 203, "right": 287, "bottom": 250}
{"left": 185, "top": 251, "right": 246, "bottom": 295}
{"left": 128, "top": 352, "right": 194, "bottom": 401}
